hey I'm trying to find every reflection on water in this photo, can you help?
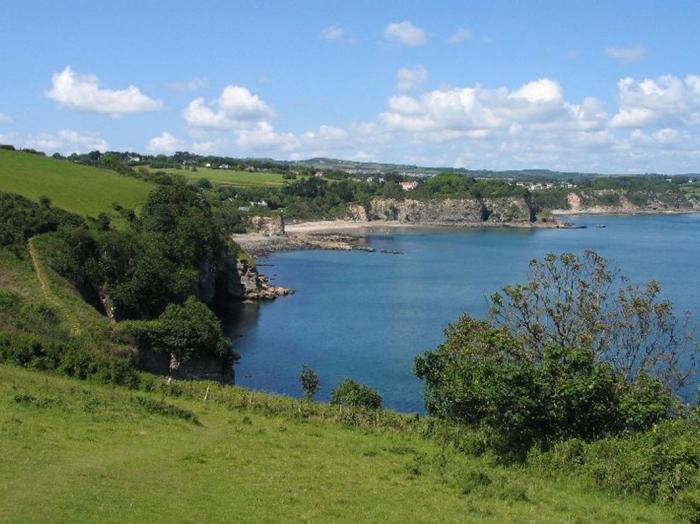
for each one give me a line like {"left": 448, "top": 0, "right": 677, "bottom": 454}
{"left": 223, "top": 214, "right": 700, "bottom": 412}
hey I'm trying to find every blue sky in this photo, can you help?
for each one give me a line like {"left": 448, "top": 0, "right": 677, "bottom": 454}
{"left": 1, "top": 0, "right": 700, "bottom": 173}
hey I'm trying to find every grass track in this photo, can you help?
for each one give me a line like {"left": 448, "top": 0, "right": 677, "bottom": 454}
{"left": 0, "top": 365, "right": 678, "bottom": 523}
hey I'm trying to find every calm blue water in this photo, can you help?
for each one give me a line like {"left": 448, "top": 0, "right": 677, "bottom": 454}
{"left": 223, "top": 213, "right": 700, "bottom": 412}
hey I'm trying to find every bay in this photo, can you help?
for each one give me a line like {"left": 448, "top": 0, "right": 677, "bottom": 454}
{"left": 223, "top": 213, "right": 700, "bottom": 412}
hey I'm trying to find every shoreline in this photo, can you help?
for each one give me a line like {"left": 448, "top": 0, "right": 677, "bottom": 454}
{"left": 234, "top": 219, "right": 557, "bottom": 257}
{"left": 283, "top": 219, "right": 556, "bottom": 234}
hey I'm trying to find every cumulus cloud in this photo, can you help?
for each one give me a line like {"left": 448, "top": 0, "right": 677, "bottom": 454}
{"left": 167, "top": 78, "right": 208, "bottom": 92}
{"left": 45, "top": 67, "right": 162, "bottom": 116}
{"left": 184, "top": 85, "right": 274, "bottom": 129}
{"left": 380, "top": 78, "right": 584, "bottom": 136}
{"left": 383, "top": 21, "right": 427, "bottom": 46}
{"left": 0, "top": 113, "right": 12, "bottom": 124}
{"left": 321, "top": 25, "right": 344, "bottom": 41}
{"left": 235, "top": 122, "right": 299, "bottom": 152}
{"left": 395, "top": 65, "right": 428, "bottom": 92}
{"left": 447, "top": 27, "right": 472, "bottom": 44}
{"left": 605, "top": 45, "right": 647, "bottom": 63}
{"left": 25, "top": 130, "right": 108, "bottom": 154}
{"left": 610, "top": 75, "right": 700, "bottom": 128}
{"left": 147, "top": 132, "right": 185, "bottom": 154}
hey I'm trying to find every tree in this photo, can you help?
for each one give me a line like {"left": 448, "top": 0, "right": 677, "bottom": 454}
{"left": 331, "top": 378, "right": 383, "bottom": 410}
{"left": 157, "top": 296, "right": 233, "bottom": 364}
{"left": 415, "top": 315, "right": 676, "bottom": 452}
{"left": 488, "top": 251, "right": 698, "bottom": 392}
{"left": 299, "top": 364, "right": 320, "bottom": 400}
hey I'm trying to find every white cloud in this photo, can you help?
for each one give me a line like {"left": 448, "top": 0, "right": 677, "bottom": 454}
{"left": 383, "top": 21, "right": 427, "bottom": 46}
{"left": 0, "top": 113, "right": 12, "bottom": 124}
{"left": 167, "top": 78, "right": 208, "bottom": 92}
{"left": 380, "top": 78, "right": 579, "bottom": 137}
{"left": 395, "top": 65, "right": 428, "bottom": 92}
{"left": 147, "top": 132, "right": 185, "bottom": 154}
{"left": 25, "top": 130, "right": 108, "bottom": 154}
{"left": 45, "top": 67, "right": 162, "bottom": 116}
{"left": 183, "top": 85, "right": 274, "bottom": 129}
{"left": 610, "top": 75, "right": 700, "bottom": 128}
{"left": 321, "top": 25, "right": 344, "bottom": 41}
{"left": 447, "top": 27, "right": 472, "bottom": 44}
{"left": 605, "top": 45, "right": 647, "bottom": 63}
{"left": 0, "top": 132, "right": 17, "bottom": 144}
{"left": 235, "top": 122, "right": 300, "bottom": 152}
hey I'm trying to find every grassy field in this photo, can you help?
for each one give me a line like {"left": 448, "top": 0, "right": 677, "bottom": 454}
{"left": 146, "top": 165, "right": 286, "bottom": 188}
{"left": 0, "top": 149, "right": 153, "bottom": 217}
{"left": 0, "top": 365, "right": 678, "bottom": 523}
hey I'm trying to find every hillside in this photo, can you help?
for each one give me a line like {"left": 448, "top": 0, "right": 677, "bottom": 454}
{"left": 0, "top": 365, "right": 678, "bottom": 523}
{"left": 145, "top": 165, "right": 285, "bottom": 188}
{"left": 0, "top": 149, "right": 152, "bottom": 218}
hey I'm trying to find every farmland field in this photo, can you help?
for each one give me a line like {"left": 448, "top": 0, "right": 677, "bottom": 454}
{"left": 145, "top": 165, "right": 286, "bottom": 188}
{"left": 0, "top": 149, "right": 153, "bottom": 217}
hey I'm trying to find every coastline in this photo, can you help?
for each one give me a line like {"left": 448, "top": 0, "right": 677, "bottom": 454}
{"left": 234, "top": 219, "right": 557, "bottom": 256}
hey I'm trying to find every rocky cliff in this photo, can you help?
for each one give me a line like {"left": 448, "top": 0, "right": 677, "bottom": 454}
{"left": 198, "top": 253, "right": 292, "bottom": 304}
{"left": 552, "top": 190, "right": 698, "bottom": 215}
{"left": 347, "top": 196, "right": 537, "bottom": 225}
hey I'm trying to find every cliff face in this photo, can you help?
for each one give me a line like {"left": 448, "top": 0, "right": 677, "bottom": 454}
{"left": 554, "top": 190, "right": 698, "bottom": 215}
{"left": 199, "top": 253, "right": 292, "bottom": 303}
{"left": 347, "top": 196, "right": 536, "bottom": 224}
{"left": 136, "top": 347, "right": 234, "bottom": 384}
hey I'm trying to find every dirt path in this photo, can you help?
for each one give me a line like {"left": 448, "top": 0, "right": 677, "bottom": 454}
{"left": 27, "top": 238, "right": 82, "bottom": 336}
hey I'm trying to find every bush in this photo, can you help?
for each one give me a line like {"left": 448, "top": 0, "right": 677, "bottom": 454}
{"left": 415, "top": 315, "right": 677, "bottom": 455}
{"left": 156, "top": 296, "right": 234, "bottom": 365}
{"left": 0, "top": 331, "right": 139, "bottom": 387}
{"left": 331, "top": 378, "right": 383, "bottom": 410}
{"left": 531, "top": 416, "right": 700, "bottom": 520}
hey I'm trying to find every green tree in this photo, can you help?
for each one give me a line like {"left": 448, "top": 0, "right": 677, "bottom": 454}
{"left": 331, "top": 378, "right": 383, "bottom": 410}
{"left": 488, "top": 251, "right": 698, "bottom": 392}
{"left": 157, "top": 296, "right": 233, "bottom": 364}
{"left": 299, "top": 364, "right": 320, "bottom": 400}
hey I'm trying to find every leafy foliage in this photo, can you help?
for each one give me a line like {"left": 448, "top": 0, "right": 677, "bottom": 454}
{"left": 489, "top": 251, "right": 698, "bottom": 392}
{"left": 415, "top": 315, "right": 676, "bottom": 454}
{"left": 330, "top": 378, "right": 383, "bottom": 410}
{"left": 299, "top": 364, "right": 320, "bottom": 400}
{"left": 0, "top": 191, "right": 84, "bottom": 247}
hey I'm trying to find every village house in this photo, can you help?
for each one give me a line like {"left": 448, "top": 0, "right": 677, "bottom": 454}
{"left": 400, "top": 180, "right": 418, "bottom": 191}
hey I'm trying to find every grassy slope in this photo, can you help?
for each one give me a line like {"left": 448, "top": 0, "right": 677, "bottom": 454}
{"left": 146, "top": 165, "right": 285, "bottom": 188}
{"left": 0, "top": 365, "right": 677, "bottom": 523}
{"left": 0, "top": 150, "right": 153, "bottom": 217}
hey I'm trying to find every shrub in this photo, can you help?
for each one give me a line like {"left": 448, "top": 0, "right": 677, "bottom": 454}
{"left": 415, "top": 315, "right": 677, "bottom": 455}
{"left": 299, "top": 364, "right": 320, "bottom": 400}
{"left": 331, "top": 378, "right": 383, "bottom": 410}
{"left": 0, "top": 331, "right": 139, "bottom": 387}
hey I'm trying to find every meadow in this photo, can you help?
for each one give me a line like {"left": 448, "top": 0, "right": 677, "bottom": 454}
{"left": 0, "top": 364, "right": 678, "bottom": 523}
{"left": 0, "top": 149, "right": 153, "bottom": 217}
{"left": 145, "top": 165, "right": 286, "bottom": 188}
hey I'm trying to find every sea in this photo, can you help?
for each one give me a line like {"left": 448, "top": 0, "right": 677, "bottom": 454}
{"left": 223, "top": 213, "right": 700, "bottom": 412}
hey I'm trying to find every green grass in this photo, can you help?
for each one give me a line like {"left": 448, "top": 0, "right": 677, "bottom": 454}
{"left": 0, "top": 365, "right": 678, "bottom": 523}
{"left": 146, "top": 165, "right": 286, "bottom": 188}
{"left": 0, "top": 149, "right": 153, "bottom": 217}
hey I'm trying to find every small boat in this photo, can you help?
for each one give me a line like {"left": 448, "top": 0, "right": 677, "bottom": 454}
{"left": 595, "top": 224, "right": 606, "bottom": 228}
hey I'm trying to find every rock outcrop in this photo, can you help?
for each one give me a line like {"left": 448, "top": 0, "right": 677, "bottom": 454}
{"left": 135, "top": 347, "right": 234, "bottom": 384}
{"left": 348, "top": 196, "right": 537, "bottom": 225}
{"left": 249, "top": 214, "right": 285, "bottom": 236}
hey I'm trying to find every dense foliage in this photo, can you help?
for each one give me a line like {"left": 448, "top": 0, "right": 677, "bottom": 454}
{"left": 47, "top": 182, "right": 228, "bottom": 320}
{"left": 330, "top": 378, "right": 383, "bottom": 410}
{"left": 415, "top": 316, "right": 676, "bottom": 455}
{"left": 416, "top": 251, "right": 696, "bottom": 457}
{"left": 0, "top": 192, "right": 84, "bottom": 247}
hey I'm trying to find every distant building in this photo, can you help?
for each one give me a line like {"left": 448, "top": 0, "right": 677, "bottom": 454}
{"left": 314, "top": 171, "right": 324, "bottom": 178}
{"left": 400, "top": 181, "right": 418, "bottom": 191}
